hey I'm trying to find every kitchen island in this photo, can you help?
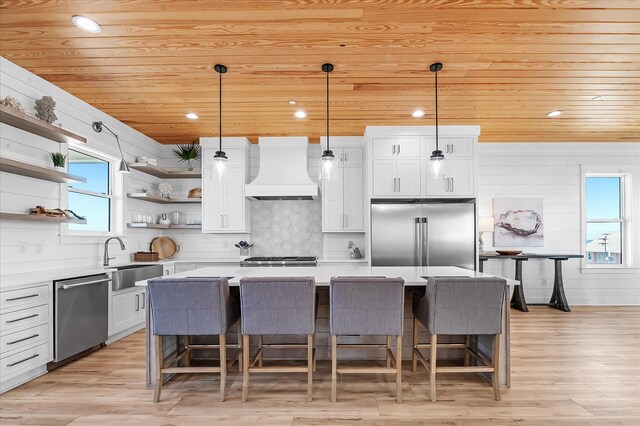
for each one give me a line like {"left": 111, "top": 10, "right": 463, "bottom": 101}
{"left": 137, "top": 265, "right": 519, "bottom": 388}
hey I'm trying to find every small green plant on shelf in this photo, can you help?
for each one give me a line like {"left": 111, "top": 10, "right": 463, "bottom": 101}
{"left": 172, "top": 141, "right": 201, "bottom": 171}
{"left": 50, "top": 152, "right": 66, "bottom": 170}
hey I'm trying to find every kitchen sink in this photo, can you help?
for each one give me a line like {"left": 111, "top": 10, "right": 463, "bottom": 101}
{"left": 111, "top": 264, "right": 163, "bottom": 291}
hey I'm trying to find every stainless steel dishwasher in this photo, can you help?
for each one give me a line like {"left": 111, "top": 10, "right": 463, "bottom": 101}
{"left": 51, "top": 273, "right": 109, "bottom": 366}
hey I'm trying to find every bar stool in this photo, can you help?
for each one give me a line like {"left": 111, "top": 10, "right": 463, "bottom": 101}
{"left": 412, "top": 277, "right": 507, "bottom": 402}
{"left": 239, "top": 276, "right": 316, "bottom": 402}
{"left": 329, "top": 276, "right": 405, "bottom": 403}
{"left": 147, "top": 277, "right": 241, "bottom": 403}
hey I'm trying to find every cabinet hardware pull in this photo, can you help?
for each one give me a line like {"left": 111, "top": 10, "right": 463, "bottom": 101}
{"left": 397, "top": 144, "right": 400, "bottom": 155}
{"left": 451, "top": 178, "right": 454, "bottom": 192}
{"left": 7, "top": 353, "right": 39, "bottom": 367}
{"left": 61, "top": 279, "right": 111, "bottom": 290}
{"left": 6, "top": 314, "right": 38, "bottom": 324}
{"left": 341, "top": 153, "right": 344, "bottom": 163}
{"left": 7, "top": 334, "right": 40, "bottom": 345}
{"left": 392, "top": 177, "right": 396, "bottom": 192}
{"left": 141, "top": 292, "right": 145, "bottom": 309}
{"left": 344, "top": 152, "right": 348, "bottom": 163}
{"left": 397, "top": 178, "right": 400, "bottom": 192}
{"left": 5, "top": 294, "right": 38, "bottom": 302}
{"left": 451, "top": 144, "right": 454, "bottom": 153}
{"left": 220, "top": 214, "right": 224, "bottom": 228}
{"left": 135, "top": 294, "right": 140, "bottom": 312}
{"left": 392, "top": 145, "right": 395, "bottom": 155}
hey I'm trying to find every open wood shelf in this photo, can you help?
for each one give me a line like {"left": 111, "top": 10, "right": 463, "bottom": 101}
{"left": 127, "top": 222, "right": 201, "bottom": 230}
{"left": 0, "top": 157, "right": 86, "bottom": 184}
{"left": 0, "top": 104, "right": 87, "bottom": 144}
{"left": 127, "top": 163, "right": 201, "bottom": 179}
{"left": 0, "top": 212, "right": 87, "bottom": 224}
{"left": 127, "top": 192, "right": 201, "bottom": 204}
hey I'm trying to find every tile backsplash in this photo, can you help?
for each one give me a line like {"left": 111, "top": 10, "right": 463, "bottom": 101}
{"left": 250, "top": 200, "right": 323, "bottom": 256}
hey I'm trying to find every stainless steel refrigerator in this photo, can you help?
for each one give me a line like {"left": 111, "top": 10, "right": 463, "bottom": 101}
{"left": 371, "top": 199, "right": 476, "bottom": 270}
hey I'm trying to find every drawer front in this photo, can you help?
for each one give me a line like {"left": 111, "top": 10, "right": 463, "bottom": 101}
{"left": 0, "top": 304, "right": 49, "bottom": 334}
{"left": 0, "top": 342, "right": 50, "bottom": 380}
{"left": 1, "top": 285, "right": 49, "bottom": 312}
{"left": 0, "top": 323, "right": 49, "bottom": 356}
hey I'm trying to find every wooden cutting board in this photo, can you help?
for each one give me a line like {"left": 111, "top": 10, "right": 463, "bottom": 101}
{"left": 150, "top": 237, "right": 179, "bottom": 259}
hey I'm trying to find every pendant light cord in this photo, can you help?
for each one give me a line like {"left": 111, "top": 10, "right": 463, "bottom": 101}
{"left": 435, "top": 70, "right": 439, "bottom": 151}
{"left": 219, "top": 70, "right": 222, "bottom": 152}
{"left": 326, "top": 70, "right": 330, "bottom": 151}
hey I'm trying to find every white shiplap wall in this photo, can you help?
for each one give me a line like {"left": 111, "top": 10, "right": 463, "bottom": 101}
{"left": 478, "top": 143, "right": 640, "bottom": 305}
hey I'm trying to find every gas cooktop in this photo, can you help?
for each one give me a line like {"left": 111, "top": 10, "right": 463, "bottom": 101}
{"left": 240, "top": 256, "right": 318, "bottom": 267}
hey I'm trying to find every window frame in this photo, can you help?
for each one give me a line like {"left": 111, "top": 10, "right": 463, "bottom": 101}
{"left": 63, "top": 143, "right": 124, "bottom": 237}
{"left": 581, "top": 165, "right": 634, "bottom": 270}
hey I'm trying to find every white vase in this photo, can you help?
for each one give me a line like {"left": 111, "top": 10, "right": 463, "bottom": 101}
{"left": 53, "top": 166, "right": 65, "bottom": 172}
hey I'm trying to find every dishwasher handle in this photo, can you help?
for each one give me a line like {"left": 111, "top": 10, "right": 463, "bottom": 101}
{"left": 60, "top": 278, "right": 111, "bottom": 290}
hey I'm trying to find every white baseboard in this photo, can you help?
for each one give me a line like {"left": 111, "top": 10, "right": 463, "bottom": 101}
{"left": 106, "top": 323, "right": 145, "bottom": 345}
{"left": 0, "top": 365, "right": 47, "bottom": 394}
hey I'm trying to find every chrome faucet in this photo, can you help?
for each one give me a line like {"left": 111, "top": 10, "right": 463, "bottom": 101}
{"left": 104, "top": 237, "right": 126, "bottom": 266}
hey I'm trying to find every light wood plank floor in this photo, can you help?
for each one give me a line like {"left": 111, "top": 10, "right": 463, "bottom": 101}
{"left": 1, "top": 307, "right": 639, "bottom": 425}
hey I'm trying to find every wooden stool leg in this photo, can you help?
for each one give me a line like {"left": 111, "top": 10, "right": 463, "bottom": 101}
{"left": 412, "top": 316, "right": 418, "bottom": 372}
{"left": 386, "top": 336, "right": 392, "bottom": 368}
{"left": 312, "top": 333, "right": 317, "bottom": 372}
{"left": 331, "top": 335, "right": 337, "bottom": 403}
{"left": 396, "top": 335, "right": 402, "bottom": 404}
{"left": 237, "top": 320, "right": 243, "bottom": 372}
{"left": 429, "top": 334, "right": 437, "bottom": 403}
{"left": 153, "top": 335, "right": 163, "bottom": 403}
{"left": 307, "top": 334, "right": 313, "bottom": 402}
{"left": 258, "top": 335, "right": 264, "bottom": 367}
{"left": 242, "top": 334, "right": 250, "bottom": 402}
{"left": 464, "top": 335, "right": 471, "bottom": 366}
{"left": 183, "top": 336, "right": 190, "bottom": 367}
{"left": 492, "top": 334, "right": 501, "bottom": 401}
{"left": 219, "top": 334, "right": 227, "bottom": 402}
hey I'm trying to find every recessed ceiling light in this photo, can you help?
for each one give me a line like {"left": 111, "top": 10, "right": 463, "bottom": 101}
{"left": 71, "top": 15, "right": 101, "bottom": 33}
{"left": 412, "top": 110, "right": 425, "bottom": 118}
{"left": 294, "top": 110, "right": 307, "bottom": 119}
{"left": 185, "top": 112, "right": 199, "bottom": 120}
{"left": 289, "top": 100, "right": 297, "bottom": 105}
{"left": 592, "top": 96, "right": 602, "bottom": 101}
{"left": 546, "top": 110, "right": 563, "bottom": 118}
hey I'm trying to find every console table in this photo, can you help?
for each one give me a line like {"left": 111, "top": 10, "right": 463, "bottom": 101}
{"left": 479, "top": 253, "right": 583, "bottom": 312}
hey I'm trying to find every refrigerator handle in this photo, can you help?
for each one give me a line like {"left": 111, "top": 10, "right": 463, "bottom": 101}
{"left": 422, "top": 217, "right": 429, "bottom": 267}
{"left": 414, "top": 218, "right": 422, "bottom": 266}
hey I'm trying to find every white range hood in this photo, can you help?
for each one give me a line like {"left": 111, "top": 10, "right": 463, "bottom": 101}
{"left": 245, "top": 136, "right": 318, "bottom": 200}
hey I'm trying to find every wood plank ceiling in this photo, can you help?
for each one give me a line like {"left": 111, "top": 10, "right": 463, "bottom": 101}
{"left": 0, "top": 0, "right": 638, "bottom": 144}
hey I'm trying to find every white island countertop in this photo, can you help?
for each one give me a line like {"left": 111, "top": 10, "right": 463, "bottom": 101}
{"left": 136, "top": 265, "right": 519, "bottom": 287}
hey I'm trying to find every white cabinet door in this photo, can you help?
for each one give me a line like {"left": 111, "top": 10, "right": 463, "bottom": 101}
{"left": 425, "top": 160, "right": 450, "bottom": 196}
{"left": 112, "top": 290, "right": 140, "bottom": 335}
{"left": 446, "top": 138, "right": 474, "bottom": 158}
{"left": 343, "top": 166, "right": 364, "bottom": 231}
{"left": 372, "top": 139, "right": 397, "bottom": 158}
{"left": 372, "top": 160, "right": 396, "bottom": 196}
{"left": 395, "top": 159, "right": 421, "bottom": 196}
{"left": 396, "top": 138, "right": 422, "bottom": 158}
{"left": 224, "top": 166, "right": 246, "bottom": 232}
{"left": 449, "top": 159, "right": 474, "bottom": 196}
{"left": 137, "top": 289, "right": 147, "bottom": 321}
{"left": 163, "top": 264, "right": 175, "bottom": 276}
{"left": 202, "top": 167, "right": 226, "bottom": 232}
{"left": 322, "top": 168, "right": 345, "bottom": 232}
{"left": 342, "top": 147, "right": 363, "bottom": 165}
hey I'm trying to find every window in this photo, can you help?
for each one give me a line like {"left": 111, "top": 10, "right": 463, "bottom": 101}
{"left": 67, "top": 148, "right": 113, "bottom": 233}
{"left": 584, "top": 175, "right": 625, "bottom": 266}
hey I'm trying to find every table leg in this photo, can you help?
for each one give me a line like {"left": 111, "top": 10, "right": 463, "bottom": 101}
{"left": 548, "top": 258, "right": 571, "bottom": 312}
{"left": 510, "top": 258, "right": 529, "bottom": 312}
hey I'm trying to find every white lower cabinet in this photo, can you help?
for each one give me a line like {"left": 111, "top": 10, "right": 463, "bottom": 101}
{"left": 0, "top": 282, "right": 53, "bottom": 393}
{"left": 111, "top": 288, "right": 145, "bottom": 336}
{"left": 322, "top": 161, "right": 364, "bottom": 232}
{"left": 372, "top": 159, "right": 421, "bottom": 197}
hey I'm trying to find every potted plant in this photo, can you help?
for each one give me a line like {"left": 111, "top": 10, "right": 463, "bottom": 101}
{"left": 235, "top": 241, "right": 253, "bottom": 258}
{"left": 172, "top": 141, "right": 201, "bottom": 171}
{"left": 50, "top": 152, "right": 66, "bottom": 172}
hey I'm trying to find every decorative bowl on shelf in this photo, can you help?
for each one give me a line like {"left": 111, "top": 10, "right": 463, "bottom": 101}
{"left": 496, "top": 250, "right": 523, "bottom": 256}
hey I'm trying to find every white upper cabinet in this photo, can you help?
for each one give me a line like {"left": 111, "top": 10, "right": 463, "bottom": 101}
{"left": 200, "top": 139, "right": 251, "bottom": 233}
{"left": 372, "top": 137, "right": 421, "bottom": 159}
{"left": 372, "top": 159, "right": 421, "bottom": 197}
{"left": 427, "top": 137, "right": 474, "bottom": 158}
{"left": 425, "top": 158, "right": 474, "bottom": 197}
{"left": 322, "top": 143, "right": 364, "bottom": 232}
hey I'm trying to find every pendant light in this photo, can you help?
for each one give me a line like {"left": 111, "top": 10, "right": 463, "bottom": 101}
{"left": 429, "top": 62, "right": 445, "bottom": 162}
{"left": 213, "top": 64, "right": 228, "bottom": 180}
{"left": 319, "top": 63, "right": 336, "bottom": 181}
{"left": 91, "top": 121, "right": 130, "bottom": 173}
